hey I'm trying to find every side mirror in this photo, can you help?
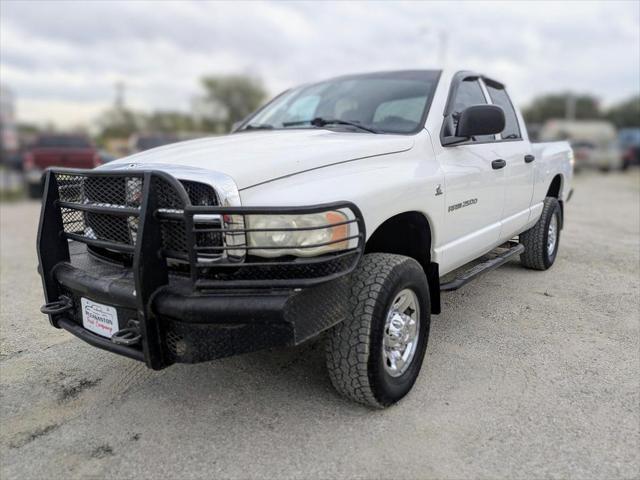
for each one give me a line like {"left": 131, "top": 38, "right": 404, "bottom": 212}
{"left": 456, "top": 104, "right": 505, "bottom": 138}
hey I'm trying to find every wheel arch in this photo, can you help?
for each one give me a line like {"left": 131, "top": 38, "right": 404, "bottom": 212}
{"left": 546, "top": 174, "right": 563, "bottom": 198}
{"left": 364, "top": 211, "right": 441, "bottom": 314}
{"left": 546, "top": 174, "right": 564, "bottom": 228}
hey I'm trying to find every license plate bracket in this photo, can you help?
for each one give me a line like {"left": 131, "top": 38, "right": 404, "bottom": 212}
{"left": 81, "top": 297, "right": 119, "bottom": 338}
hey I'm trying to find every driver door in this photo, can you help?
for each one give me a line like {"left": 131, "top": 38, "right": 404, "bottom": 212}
{"left": 435, "top": 78, "right": 506, "bottom": 273}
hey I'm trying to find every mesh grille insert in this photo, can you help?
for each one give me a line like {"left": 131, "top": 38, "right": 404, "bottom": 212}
{"left": 56, "top": 174, "right": 143, "bottom": 248}
{"left": 54, "top": 173, "right": 219, "bottom": 265}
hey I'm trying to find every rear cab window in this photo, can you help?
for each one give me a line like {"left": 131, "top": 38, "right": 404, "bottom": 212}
{"left": 373, "top": 96, "right": 427, "bottom": 125}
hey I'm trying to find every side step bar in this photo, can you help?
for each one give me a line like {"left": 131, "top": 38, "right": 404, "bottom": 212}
{"left": 440, "top": 242, "right": 525, "bottom": 292}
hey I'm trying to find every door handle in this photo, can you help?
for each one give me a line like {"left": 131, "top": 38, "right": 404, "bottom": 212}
{"left": 492, "top": 159, "right": 506, "bottom": 170}
{"left": 524, "top": 154, "right": 535, "bottom": 163}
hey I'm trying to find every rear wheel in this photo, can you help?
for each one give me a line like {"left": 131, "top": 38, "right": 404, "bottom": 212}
{"left": 325, "top": 253, "right": 430, "bottom": 408}
{"left": 520, "top": 197, "right": 561, "bottom": 270}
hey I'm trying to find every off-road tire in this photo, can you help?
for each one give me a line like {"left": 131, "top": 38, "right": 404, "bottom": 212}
{"left": 520, "top": 197, "right": 561, "bottom": 270}
{"left": 325, "top": 253, "right": 430, "bottom": 408}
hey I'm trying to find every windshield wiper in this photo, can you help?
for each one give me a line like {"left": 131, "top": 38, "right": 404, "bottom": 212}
{"left": 243, "top": 123, "right": 274, "bottom": 130}
{"left": 283, "top": 117, "right": 379, "bottom": 133}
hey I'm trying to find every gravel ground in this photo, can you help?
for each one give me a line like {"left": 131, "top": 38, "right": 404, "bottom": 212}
{"left": 1, "top": 171, "right": 638, "bottom": 480}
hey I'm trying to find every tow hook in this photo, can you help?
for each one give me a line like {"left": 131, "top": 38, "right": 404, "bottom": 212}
{"left": 111, "top": 320, "right": 142, "bottom": 346}
{"left": 40, "top": 296, "right": 74, "bottom": 315}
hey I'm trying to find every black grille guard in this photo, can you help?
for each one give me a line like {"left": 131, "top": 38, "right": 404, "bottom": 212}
{"left": 37, "top": 168, "right": 365, "bottom": 366}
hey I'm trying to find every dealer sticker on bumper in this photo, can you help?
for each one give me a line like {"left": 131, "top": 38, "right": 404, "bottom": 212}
{"left": 81, "top": 298, "right": 119, "bottom": 338}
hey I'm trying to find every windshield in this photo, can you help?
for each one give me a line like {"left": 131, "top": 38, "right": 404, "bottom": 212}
{"left": 241, "top": 71, "right": 440, "bottom": 135}
{"left": 35, "top": 135, "right": 92, "bottom": 148}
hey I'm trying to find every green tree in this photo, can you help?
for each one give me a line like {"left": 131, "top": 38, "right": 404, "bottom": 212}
{"left": 145, "top": 111, "right": 198, "bottom": 134}
{"left": 96, "top": 107, "right": 142, "bottom": 143}
{"left": 522, "top": 93, "right": 601, "bottom": 125}
{"left": 605, "top": 95, "right": 640, "bottom": 128}
{"left": 198, "top": 74, "right": 267, "bottom": 132}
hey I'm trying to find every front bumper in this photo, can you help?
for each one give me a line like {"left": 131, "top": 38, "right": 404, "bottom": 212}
{"left": 37, "top": 168, "right": 364, "bottom": 369}
{"left": 49, "top": 250, "right": 351, "bottom": 366}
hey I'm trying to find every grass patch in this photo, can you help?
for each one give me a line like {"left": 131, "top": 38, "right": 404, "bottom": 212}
{"left": 0, "top": 186, "right": 26, "bottom": 202}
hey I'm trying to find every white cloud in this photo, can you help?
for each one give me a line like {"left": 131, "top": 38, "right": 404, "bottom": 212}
{"left": 1, "top": 0, "right": 638, "bottom": 127}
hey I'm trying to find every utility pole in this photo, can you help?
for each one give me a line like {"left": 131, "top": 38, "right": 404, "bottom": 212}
{"left": 565, "top": 92, "right": 576, "bottom": 121}
{"left": 419, "top": 27, "right": 448, "bottom": 67}
{"left": 115, "top": 81, "right": 125, "bottom": 111}
{"left": 438, "top": 30, "right": 448, "bottom": 68}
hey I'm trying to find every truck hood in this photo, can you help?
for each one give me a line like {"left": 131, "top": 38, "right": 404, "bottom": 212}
{"left": 101, "top": 129, "right": 414, "bottom": 190}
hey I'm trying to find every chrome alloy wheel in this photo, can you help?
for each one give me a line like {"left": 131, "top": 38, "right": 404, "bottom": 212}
{"left": 547, "top": 214, "right": 558, "bottom": 257}
{"left": 382, "top": 288, "right": 420, "bottom": 377}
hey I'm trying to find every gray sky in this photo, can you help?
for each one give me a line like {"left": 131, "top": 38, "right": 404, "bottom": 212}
{"left": 1, "top": 0, "right": 639, "bottom": 128}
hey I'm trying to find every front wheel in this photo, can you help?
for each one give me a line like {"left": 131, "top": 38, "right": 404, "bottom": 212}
{"left": 520, "top": 197, "right": 561, "bottom": 270}
{"left": 325, "top": 253, "right": 431, "bottom": 408}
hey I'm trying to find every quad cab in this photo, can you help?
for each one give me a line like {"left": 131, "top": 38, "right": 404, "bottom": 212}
{"left": 37, "top": 69, "right": 573, "bottom": 407}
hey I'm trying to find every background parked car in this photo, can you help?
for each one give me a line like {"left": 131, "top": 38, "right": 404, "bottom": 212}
{"left": 22, "top": 134, "right": 101, "bottom": 197}
{"left": 618, "top": 128, "right": 640, "bottom": 170}
{"left": 97, "top": 149, "right": 117, "bottom": 164}
{"left": 539, "top": 120, "right": 622, "bottom": 172}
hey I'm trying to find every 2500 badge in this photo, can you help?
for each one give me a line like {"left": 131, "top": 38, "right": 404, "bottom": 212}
{"left": 448, "top": 198, "right": 478, "bottom": 213}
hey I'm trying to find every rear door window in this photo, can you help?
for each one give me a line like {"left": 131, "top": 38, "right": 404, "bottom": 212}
{"left": 486, "top": 85, "right": 521, "bottom": 140}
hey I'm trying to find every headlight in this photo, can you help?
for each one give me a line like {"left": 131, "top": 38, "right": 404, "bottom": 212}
{"left": 246, "top": 210, "right": 355, "bottom": 258}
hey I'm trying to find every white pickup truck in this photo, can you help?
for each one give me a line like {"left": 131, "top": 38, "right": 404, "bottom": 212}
{"left": 37, "top": 69, "right": 573, "bottom": 408}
